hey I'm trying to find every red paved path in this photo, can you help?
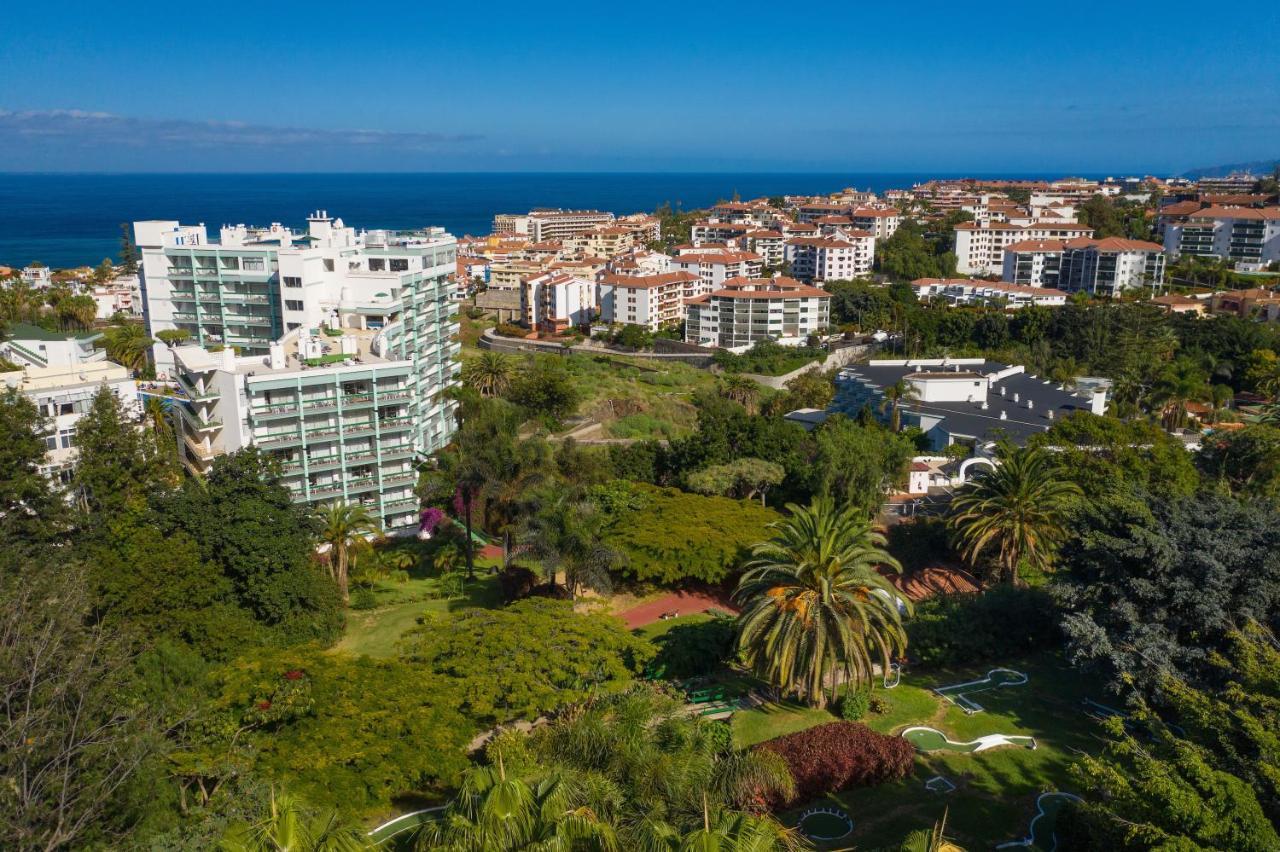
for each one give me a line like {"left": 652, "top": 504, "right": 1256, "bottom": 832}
{"left": 619, "top": 590, "right": 738, "bottom": 630}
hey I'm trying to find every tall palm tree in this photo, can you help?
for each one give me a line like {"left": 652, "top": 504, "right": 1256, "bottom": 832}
{"left": 718, "top": 375, "right": 761, "bottom": 413}
{"left": 1149, "top": 359, "right": 1210, "bottom": 430}
{"left": 463, "top": 352, "right": 517, "bottom": 398}
{"left": 879, "top": 379, "right": 919, "bottom": 432}
{"left": 947, "top": 447, "right": 1081, "bottom": 586}
{"left": 317, "top": 501, "right": 381, "bottom": 603}
{"left": 521, "top": 491, "right": 618, "bottom": 596}
{"left": 219, "top": 789, "right": 370, "bottom": 852}
{"left": 648, "top": 801, "right": 808, "bottom": 852}
{"left": 102, "top": 322, "right": 154, "bottom": 372}
{"left": 734, "top": 498, "right": 910, "bottom": 708}
{"left": 421, "top": 759, "right": 619, "bottom": 852}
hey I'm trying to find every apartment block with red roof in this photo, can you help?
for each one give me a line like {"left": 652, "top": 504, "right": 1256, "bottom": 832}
{"left": 785, "top": 232, "right": 875, "bottom": 281}
{"left": 670, "top": 249, "right": 763, "bottom": 290}
{"left": 1058, "top": 237, "right": 1166, "bottom": 296}
{"left": 1001, "top": 239, "right": 1065, "bottom": 288}
{"left": 1162, "top": 206, "right": 1280, "bottom": 271}
{"left": 598, "top": 271, "right": 700, "bottom": 330}
{"left": 685, "top": 276, "right": 831, "bottom": 350}
{"left": 954, "top": 221, "right": 1094, "bottom": 275}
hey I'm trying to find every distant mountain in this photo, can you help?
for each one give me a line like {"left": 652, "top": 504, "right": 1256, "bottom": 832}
{"left": 1181, "top": 159, "right": 1279, "bottom": 179}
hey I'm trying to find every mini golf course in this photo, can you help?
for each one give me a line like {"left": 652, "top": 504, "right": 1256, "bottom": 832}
{"left": 797, "top": 806, "right": 854, "bottom": 841}
{"left": 933, "top": 667, "right": 1028, "bottom": 714}
{"left": 995, "top": 792, "right": 1082, "bottom": 851}
{"left": 901, "top": 726, "right": 1037, "bottom": 753}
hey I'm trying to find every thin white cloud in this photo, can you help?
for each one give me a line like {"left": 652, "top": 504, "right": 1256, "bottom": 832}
{"left": 0, "top": 109, "right": 481, "bottom": 149}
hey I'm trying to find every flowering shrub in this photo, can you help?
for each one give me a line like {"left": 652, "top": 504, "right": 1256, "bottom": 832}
{"left": 755, "top": 721, "right": 914, "bottom": 807}
{"left": 419, "top": 507, "right": 445, "bottom": 535}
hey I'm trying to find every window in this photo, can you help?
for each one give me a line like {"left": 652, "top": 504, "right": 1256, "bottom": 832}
{"left": 287, "top": 322, "right": 301, "bottom": 331}
{"left": 390, "top": 258, "right": 409, "bottom": 272}
{"left": 58, "top": 428, "right": 76, "bottom": 449}
{"left": 284, "top": 276, "right": 302, "bottom": 288}
{"left": 323, "top": 259, "right": 335, "bottom": 272}
{"left": 285, "top": 300, "right": 304, "bottom": 311}
{"left": 243, "top": 258, "right": 265, "bottom": 271}
{"left": 368, "top": 258, "right": 386, "bottom": 272}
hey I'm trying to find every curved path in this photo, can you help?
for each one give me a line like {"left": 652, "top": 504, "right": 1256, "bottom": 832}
{"left": 934, "top": 668, "right": 1028, "bottom": 714}
{"left": 995, "top": 792, "right": 1082, "bottom": 851}
{"left": 620, "top": 590, "right": 737, "bottom": 629}
{"left": 901, "top": 726, "right": 1036, "bottom": 753}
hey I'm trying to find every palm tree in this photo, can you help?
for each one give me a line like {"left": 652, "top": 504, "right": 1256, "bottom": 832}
{"left": 220, "top": 788, "right": 370, "bottom": 852}
{"left": 898, "top": 809, "right": 964, "bottom": 852}
{"left": 421, "top": 758, "right": 619, "bottom": 852}
{"left": 734, "top": 498, "right": 910, "bottom": 708}
{"left": 878, "top": 379, "right": 919, "bottom": 432}
{"left": 463, "top": 352, "right": 517, "bottom": 398}
{"left": 521, "top": 491, "right": 618, "bottom": 597}
{"left": 318, "top": 502, "right": 381, "bottom": 603}
{"left": 653, "top": 800, "right": 808, "bottom": 852}
{"left": 947, "top": 446, "right": 1082, "bottom": 586}
{"left": 102, "top": 322, "right": 154, "bottom": 372}
{"left": 718, "top": 375, "right": 761, "bottom": 413}
{"left": 1149, "top": 359, "right": 1210, "bottom": 430}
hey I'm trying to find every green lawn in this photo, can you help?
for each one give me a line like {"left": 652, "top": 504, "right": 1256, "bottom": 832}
{"left": 334, "top": 570, "right": 502, "bottom": 659}
{"left": 633, "top": 612, "right": 714, "bottom": 642}
{"left": 742, "top": 654, "right": 1108, "bottom": 851}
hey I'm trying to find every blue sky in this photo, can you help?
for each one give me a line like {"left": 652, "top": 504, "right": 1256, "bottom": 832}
{"left": 0, "top": 0, "right": 1276, "bottom": 174}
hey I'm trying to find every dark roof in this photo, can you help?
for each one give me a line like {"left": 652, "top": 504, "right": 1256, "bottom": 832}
{"left": 6, "top": 322, "right": 100, "bottom": 342}
{"left": 836, "top": 360, "right": 1095, "bottom": 444}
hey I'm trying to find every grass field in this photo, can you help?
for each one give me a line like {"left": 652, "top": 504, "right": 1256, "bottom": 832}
{"left": 558, "top": 353, "right": 716, "bottom": 439}
{"left": 737, "top": 654, "right": 1108, "bottom": 850}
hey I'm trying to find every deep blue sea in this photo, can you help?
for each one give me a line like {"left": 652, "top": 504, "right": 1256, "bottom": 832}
{"left": 0, "top": 172, "right": 1081, "bottom": 269}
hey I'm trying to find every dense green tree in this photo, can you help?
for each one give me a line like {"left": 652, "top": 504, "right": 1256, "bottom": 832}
{"left": 735, "top": 498, "right": 909, "bottom": 708}
{"left": 807, "top": 415, "right": 914, "bottom": 515}
{"left": 0, "top": 386, "right": 66, "bottom": 556}
{"left": 102, "top": 321, "right": 154, "bottom": 372}
{"left": 219, "top": 789, "right": 371, "bottom": 852}
{"left": 1196, "top": 423, "right": 1280, "bottom": 505}
{"left": 1057, "top": 491, "right": 1280, "bottom": 690}
{"left": 686, "top": 458, "right": 785, "bottom": 505}
{"left": 948, "top": 446, "right": 1081, "bottom": 585}
{"left": 400, "top": 599, "right": 653, "bottom": 723}
{"left": 520, "top": 488, "right": 618, "bottom": 596}
{"left": 119, "top": 223, "right": 140, "bottom": 275}
{"left": 72, "top": 385, "right": 177, "bottom": 518}
{"left": 718, "top": 374, "right": 762, "bottom": 413}
{"left": 875, "top": 219, "right": 955, "bottom": 282}
{"left": 506, "top": 358, "right": 580, "bottom": 424}
{"left": 593, "top": 481, "right": 779, "bottom": 584}
{"left": 462, "top": 351, "right": 516, "bottom": 398}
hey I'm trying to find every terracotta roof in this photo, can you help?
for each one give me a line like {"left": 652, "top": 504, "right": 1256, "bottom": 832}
{"left": 786, "top": 235, "right": 871, "bottom": 248}
{"left": 1064, "top": 236, "right": 1164, "bottom": 252}
{"left": 1003, "top": 239, "right": 1066, "bottom": 252}
{"left": 600, "top": 271, "right": 699, "bottom": 289}
{"left": 852, "top": 208, "right": 899, "bottom": 218}
{"left": 1187, "top": 206, "right": 1280, "bottom": 221}
{"left": 671, "top": 251, "right": 762, "bottom": 265}
{"left": 709, "top": 276, "right": 830, "bottom": 300}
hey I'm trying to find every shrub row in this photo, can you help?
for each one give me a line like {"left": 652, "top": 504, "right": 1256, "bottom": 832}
{"left": 755, "top": 721, "right": 914, "bottom": 807}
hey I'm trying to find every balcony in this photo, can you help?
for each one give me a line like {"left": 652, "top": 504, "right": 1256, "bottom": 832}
{"left": 175, "top": 373, "right": 220, "bottom": 402}
{"left": 183, "top": 433, "right": 217, "bottom": 460}
{"left": 177, "top": 404, "right": 222, "bottom": 432}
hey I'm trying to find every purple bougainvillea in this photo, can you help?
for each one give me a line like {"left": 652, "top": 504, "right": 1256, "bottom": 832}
{"left": 419, "top": 507, "right": 445, "bottom": 534}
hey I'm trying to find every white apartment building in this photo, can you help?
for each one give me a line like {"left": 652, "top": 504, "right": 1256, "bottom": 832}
{"left": 954, "top": 222, "right": 1094, "bottom": 275}
{"left": 1001, "top": 240, "right": 1065, "bottom": 288}
{"left": 1162, "top": 206, "right": 1280, "bottom": 271}
{"left": 1058, "top": 237, "right": 1167, "bottom": 296}
{"left": 851, "top": 208, "right": 901, "bottom": 240}
{"left": 746, "top": 230, "right": 787, "bottom": 268}
{"left": 671, "top": 249, "right": 763, "bottom": 290}
{"left": 138, "top": 211, "right": 460, "bottom": 533}
{"left": 911, "top": 278, "right": 1068, "bottom": 308}
{"left": 523, "top": 272, "right": 597, "bottom": 332}
{"left": 785, "top": 233, "right": 875, "bottom": 282}
{"left": 21, "top": 265, "right": 53, "bottom": 287}
{"left": 598, "top": 271, "right": 699, "bottom": 330}
{"left": 0, "top": 322, "right": 106, "bottom": 370}
{"left": 691, "top": 221, "right": 754, "bottom": 245}
{"left": 2, "top": 361, "right": 140, "bottom": 482}
{"left": 685, "top": 276, "right": 831, "bottom": 350}
{"left": 493, "top": 209, "right": 616, "bottom": 242}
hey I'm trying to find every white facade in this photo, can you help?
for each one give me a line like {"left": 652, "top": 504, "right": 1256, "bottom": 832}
{"left": 671, "top": 250, "right": 763, "bottom": 290}
{"left": 1058, "top": 238, "right": 1167, "bottom": 296}
{"left": 911, "top": 278, "right": 1068, "bottom": 308}
{"left": 1001, "top": 240, "right": 1065, "bottom": 288}
{"left": 523, "top": 272, "right": 597, "bottom": 331}
{"left": 0, "top": 323, "right": 106, "bottom": 370}
{"left": 1163, "top": 207, "right": 1280, "bottom": 271}
{"left": 785, "top": 233, "right": 875, "bottom": 281}
{"left": 685, "top": 276, "right": 831, "bottom": 350}
{"left": 598, "top": 271, "right": 699, "bottom": 330}
{"left": 954, "top": 222, "right": 1094, "bottom": 275}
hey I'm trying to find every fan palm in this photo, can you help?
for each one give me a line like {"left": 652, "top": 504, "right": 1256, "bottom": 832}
{"left": 734, "top": 498, "right": 909, "bottom": 708}
{"left": 102, "top": 322, "right": 154, "bottom": 373}
{"left": 947, "top": 447, "right": 1081, "bottom": 586}
{"left": 719, "top": 375, "right": 761, "bottom": 413}
{"left": 318, "top": 501, "right": 381, "bottom": 603}
{"left": 879, "top": 379, "right": 919, "bottom": 431}
{"left": 219, "top": 788, "right": 370, "bottom": 852}
{"left": 520, "top": 490, "right": 618, "bottom": 596}
{"left": 463, "top": 352, "right": 517, "bottom": 398}
{"left": 421, "top": 759, "right": 618, "bottom": 852}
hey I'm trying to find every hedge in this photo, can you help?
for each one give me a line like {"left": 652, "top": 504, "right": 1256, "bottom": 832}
{"left": 755, "top": 721, "right": 914, "bottom": 807}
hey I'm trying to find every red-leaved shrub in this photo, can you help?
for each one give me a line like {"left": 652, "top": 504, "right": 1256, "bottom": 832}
{"left": 755, "top": 721, "right": 914, "bottom": 806}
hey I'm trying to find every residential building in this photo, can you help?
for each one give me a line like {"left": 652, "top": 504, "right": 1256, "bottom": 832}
{"left": 671, "top": 250, "right": 763, "bottom": 290}
{"left": 745, "top": 230, "right": 787, "bottom": 268}
{"left": 851, "top": 208, "right": 901, "bottom": 240}
{"left": 522, "top": 272, "right": 597, "bottom": 332}
{"left": 0, "top": 322, "right": 105, "bottom": 369}
{"left": 691, "top": 221, "right": 754, "bottom": 245}
{"left": 598, "top": 271, "right": 699, "bottom": 330}
{"left": 831, "top": 358, "right": 1106, "bottom": 450}
{"left": 21, "top": 265, "right": 53, "bottom": 287}
{"left": 1058, "top": 237, "right": 1166, "bottom": 295}
{"left": 141, "top": 211, "right": 460, "bottom": 533}
{"left": 685, "top": 276, "right": 830, "bottom": 350}
{"left": 1207, "top": 287, "right": 1280, "bottom": 318}
{"left": 954, "top": 222, "right": 1093, "bottom": 275}
{"left": 1001, "top": 240, "right": 1064, "bottom": 288}
{"left": 1162, "top": 206, "right": 1280, "bottom": 270}
{"left": 1150, "top": 294, "right": 1207, "bottom": 315}
{"left": 491, "top": 210, "right": 615, "bottom": 242}
{"left": 785, "top": 232, "right": 874, "bottom": 281}
{"left": 910, "top": 278, "right": 1068, "bottom": 308}
{"left": 1, "top": 361, "right": 140, "bottom": 482}
{"left": 1196, "top": 174, "right": 1262, "bottom": 194}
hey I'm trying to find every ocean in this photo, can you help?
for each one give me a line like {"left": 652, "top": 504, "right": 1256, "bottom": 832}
{"left": 0, "top": 172, "right": 1076, "bottom": 269}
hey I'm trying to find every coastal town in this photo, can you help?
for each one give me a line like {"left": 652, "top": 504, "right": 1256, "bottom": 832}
{"left": 4, "top": 167, "right": 1280, "bottom": 851}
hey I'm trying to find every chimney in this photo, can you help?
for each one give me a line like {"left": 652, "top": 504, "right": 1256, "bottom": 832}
{"left": 1091, "top": 388, "right": 1107, "bottom": 416}
{"left": 1000, "top": 410, "right": 1008, "bottom": 420}
{"left": 268, "top": 341, "right": 285, "bottom": 370}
